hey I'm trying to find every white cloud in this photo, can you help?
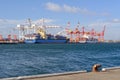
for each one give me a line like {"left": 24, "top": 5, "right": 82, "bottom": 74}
{"left": 0, "top": 18, "right": 54, "bottom": 27}
{"left": 45, "top": 2, "right": 61, "bottom": 12}
{"left": 88, "top": 22, "right": 109, "bottom": 28}
{"left": 111, "top": 18, "right": 120, "bottom": 23}
{"left": 0, "top": 19, "right": 23, "bottom": 26}
{"left": 33, "top": 18, "right": 54, "bottom": 24}
{"left": 63, "top": 5, "right": 96, "bottom": 15}
{"left": 101, "top": 12, "right": 110, "bottom": 16}
{"left": 45, "top": 2, "right": 109, "bottom": 16}
{"left": 0, "top": 19, "right": 24, "bottom": 37}
{"left": 0, "top": 18, "right": 55, "bottom": 37}
{"left": 88, "top": 18, "right": 120, "bottom": 40}
{"left": 88, "top": 18, "right": 120, "bottom": 28}
{"left": 63, "top": 5, "right": 79, "bottom": 13}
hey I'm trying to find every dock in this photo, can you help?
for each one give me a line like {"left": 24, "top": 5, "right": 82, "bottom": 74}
{"left": 1, "top": 66, "right": 120, "bottom": 80}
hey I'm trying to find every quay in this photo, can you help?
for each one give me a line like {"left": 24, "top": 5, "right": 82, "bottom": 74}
{"left": 1, "top": 66, "right": 120, "bottom": 80}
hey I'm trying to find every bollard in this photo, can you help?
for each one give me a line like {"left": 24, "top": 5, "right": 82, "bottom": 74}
{"left": 92, "top": 64, "right": 101, "bottom": 72}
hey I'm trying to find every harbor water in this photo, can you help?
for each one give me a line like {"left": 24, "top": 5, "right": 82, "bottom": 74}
{"left": 0, "top": 43, "right": 120, "bottom": 78}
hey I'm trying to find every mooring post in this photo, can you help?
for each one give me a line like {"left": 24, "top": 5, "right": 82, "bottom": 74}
{"left": 92, "top": 64, "right": 101, "bottom": 72}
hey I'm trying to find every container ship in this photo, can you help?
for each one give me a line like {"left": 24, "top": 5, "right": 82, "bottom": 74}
{"left": 24, "top": 30, "right": 68, "bottom": 44}
{"left": 17, "top": 19, "right": 69, "bottom": 44}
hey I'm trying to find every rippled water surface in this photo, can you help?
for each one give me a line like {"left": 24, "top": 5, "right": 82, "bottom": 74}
{"left": 0, "top": 43, "right": 120, "bottom": 78}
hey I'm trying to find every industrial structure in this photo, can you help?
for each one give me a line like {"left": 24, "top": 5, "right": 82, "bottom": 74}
{"left": 65, "top": 22, "right": 106, "bottom": 43}
{"left": 0, "top": 34, "right": 18, "bottom": 44}
{"left": 0, "top": 19, "right": 106, "bottom": 44}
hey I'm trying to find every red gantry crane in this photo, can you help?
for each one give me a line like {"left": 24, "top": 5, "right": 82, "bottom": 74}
{"left": 65, "top": 22, "right": 106, "bottom": 43}
{"left": 101, "top": 25, "right": 106, "bottom": 42}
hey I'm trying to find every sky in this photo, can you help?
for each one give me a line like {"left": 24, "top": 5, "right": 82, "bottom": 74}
{"left": 0, "top": 0, "right": 120, "bottom": 40}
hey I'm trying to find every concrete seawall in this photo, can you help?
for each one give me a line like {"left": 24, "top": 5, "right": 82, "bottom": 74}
{"left": 1, "top": 67, "right": 120, "bottom": 80}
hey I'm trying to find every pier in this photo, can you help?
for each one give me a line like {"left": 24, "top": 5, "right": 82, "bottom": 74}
{"left": 1, "top": 66, "right": 120, "bottom": 80}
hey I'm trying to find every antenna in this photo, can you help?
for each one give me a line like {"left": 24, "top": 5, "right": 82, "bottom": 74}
{"left": 28, "top": 18, "right": 32, "bottom": 27}
{"left": 77, "top": 21, "right": 80, "bottom": 28}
